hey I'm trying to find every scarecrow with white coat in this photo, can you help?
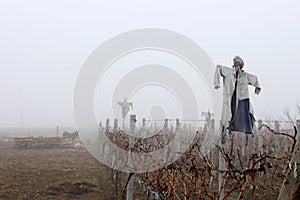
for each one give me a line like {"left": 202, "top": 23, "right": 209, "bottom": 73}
{"left": 214, "top": 56, "right": 261, "bottom": 143}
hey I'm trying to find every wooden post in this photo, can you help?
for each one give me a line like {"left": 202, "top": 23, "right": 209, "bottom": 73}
{"left": 163, "top": 119, "right": 168, "bottom": 143}
{"left": 278, "top": 119, "right": 300, "bottom": 199}
{"left": 163, "top": 119, "right": 169, "bottom": 163}
{"left": 142, "top": 118, "right": 146, "bottom": 138}
{"left": 106, "top": 119, "right": 110, "bottom": 134}
{"left": 113, "top": 118, "right": 118, "bottom": 199}
{"left": 256, "top": 119, "right": 263, "bottom": 177}
{"left": 176, "top": 118, "right": 181, "bottom": 152}
{"left": 56, "top": 125, "right": 59, "bottom": 137}
{"left": 258, "top": 119, "right": 263, "bottom": 153}
{"left": 113, "top": 119, "right": 118, "bottom": 160}
{"left": 219, "top": 121, "right": 225, "bottom": 200}
{"left": 113, "top": 119, "right": 118, "bottom": 135}
{"left": 210, "top": 119, "right": 215, "bottom": 132}
{"left": 103, "top": 119, "right": 110, "bottom": 157}
{"left": 142, "top": 118, "right": 146, "bottom": 127}
{"left": 98, "top": 121, "right": 102, "bottom": 142}
{"left": 242, "top": 134, "right": 246, "bottom": 156}
{"left": 163, "top": 119, "right": 168, "bottom": 138}
{"left": 176, "top": 118, "right": 180, "bottom": 131}
{"left": 275, "top": 121, "right": 280, "bottom": 132}
{"left": 275, "top": 121, "right": 280, "bottom": 157}
{"left": 183, "top": 123, "right": 187, "bottom": 134}
{"left": 127, "top": 115, "right": 136, "bottom": 200}
{"left": 210, "top": 119, "right": 215, "bottom": 162}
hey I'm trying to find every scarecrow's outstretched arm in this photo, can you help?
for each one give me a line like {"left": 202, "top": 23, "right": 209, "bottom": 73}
{"left": 247, "top": 73, "right": 261, "bottom": 95}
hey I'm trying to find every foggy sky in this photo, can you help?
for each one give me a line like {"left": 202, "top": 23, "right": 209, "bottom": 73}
{"left": 0, "top": 0, "right": 299, "bottom": 127}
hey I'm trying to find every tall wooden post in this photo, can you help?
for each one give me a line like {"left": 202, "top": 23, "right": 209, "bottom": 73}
{"left": 275, "top": 121, "right": 280, "bottom": 157}
{"left": 258, "top": 119, "right": 263, "bottom": 153}
{"left": 113, "top": 119, "right": 118, "bottom": 162}
{"left": 242, "top": 134, "right": 246, "bottom": 156}
{"left": 176, "top": 118, "right": 180, "bottom": 152}
{"left": 163, "top": 119, "right": 169, "bottom": 163}
{"left": 102, "top": 119, "right": 110, "bottom": 157}
{"left": 278, "top": 119, "right": 300, "bottom": 199}
{"left": 127, "top": 115, "right": 136, "bottom": 200}
{"left": 163, "top": 119, "right": 168, "bottom": 138}
{"left": 219, "top": 121, "right": 225, "bottom": 199}
{"left": 113, "top": 118, "right": 118, "bottom": 199}
{"left": 113, "top": 119, "right": 118, "bottom": 132}
{"left": 257, "top": 119, "right": 264, "bottom": 177}
{"left": 142, "top": 118, "right": 146, "bottom": 138}
{"left": 210, "top": 119, "right": 215, "bottom": 163}
{"left": 98, "top": 121, "right": 102, "bottom": 142}
{"left": 176, "top": 118, "right": 180, "bottom": 131}
{"left": 106, "top": 119, "right": 110, "bottom": 134}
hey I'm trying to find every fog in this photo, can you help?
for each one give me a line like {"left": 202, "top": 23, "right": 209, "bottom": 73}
{"left": 0, "top": 0, "right": 299, "bottom": 130}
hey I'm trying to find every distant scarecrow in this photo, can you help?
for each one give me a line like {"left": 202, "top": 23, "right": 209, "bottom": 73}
{"left": 214, "top": 56, "right": 261, "bottom": 140}
{"left": 118, "top": 98, "right": 133, "bottom": 129}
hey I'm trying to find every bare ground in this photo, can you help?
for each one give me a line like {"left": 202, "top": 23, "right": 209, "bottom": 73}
{"left": 0, "top": 144, "right": 144, "bottom": 200}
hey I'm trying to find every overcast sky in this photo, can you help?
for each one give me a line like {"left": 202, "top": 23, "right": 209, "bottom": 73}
{"left": 0, "top": 0, "right": 299, "bottom": 127}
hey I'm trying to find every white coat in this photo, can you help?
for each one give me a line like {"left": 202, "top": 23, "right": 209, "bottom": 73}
{"left": 214, "top": 65, "right": 261, "bottom": 128}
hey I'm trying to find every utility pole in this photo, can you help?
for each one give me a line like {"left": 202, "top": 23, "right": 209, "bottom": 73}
{"left": 19, "top": 89, "right": 24, "bottom": 129}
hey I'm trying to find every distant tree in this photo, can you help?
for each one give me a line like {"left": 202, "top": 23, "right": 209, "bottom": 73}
{"left": 283, "top": 103, "right": 300, "bottom": 125}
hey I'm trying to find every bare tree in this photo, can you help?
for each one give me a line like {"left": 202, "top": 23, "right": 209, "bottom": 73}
{"left": 283, "top": 106, "right": 296, "bottom": 125}
{"left": 263, "top": 111, "right": 276, "bottom": 126}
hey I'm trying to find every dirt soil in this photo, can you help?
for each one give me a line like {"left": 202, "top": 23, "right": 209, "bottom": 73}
{"left": 0, "top": 144, "right": 145, "bottom": 200}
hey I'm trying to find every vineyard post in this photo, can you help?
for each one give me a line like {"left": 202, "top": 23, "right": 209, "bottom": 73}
{"left": 210, "top": 119, "right": 215, "bottom": 163}
{"left": 113, "top": 118, "right": 118, "bottom": 198}
{"left": 163, "top": 118, "right": 168, "bottom": 138}
{"left": 258, "top": 119, "right": 263, "bottom": 154}
{"left": 106, "top": 119, "right": 110, "bottom": 134}
{"left": 176, "top": 118, "right": 180, "bottom": 131}
{"left": 99, "top": 121, "right": 102, "bottom": 129}
{"left": 183, "top": 123, "right": 187, "bottom": 134}
{"left": 142, "top": 118, "right": 146, "bottom": 138}
{"left": 275, "top": 121, "right": 280, "bottom": 157}
{"left": 218, "top": 121, "right": 225, "bottom": 200}
{"left": 277, "top": 119, "right": 300, "bottom": 200}
{"left": 113, "top": 118, "right": 118, "bottom": 163}
{"left": 104, "top": 119, "right": 110, "bottom": 157}
{"left": 98, "top": 121, "right": 102, "bottom": 144}
{"left": 257, "top": 119, "right": 263, "bottom": 177}
{"left": 127, "top": 115, "right": 136, "bottom": 200}
{"left": 113, "top": 118, "right": 118, "bottom": 139}
{"left": 142, "top": 118, "right": 145, "bottom": 127}
{"left": 242, "top": 133, "right": 246, "bottom": 156}
{"left": 56, "top": 125, "right": 59, "bottom": 137}
{"left": 176, "top": 118, "right": 180, "bottom": 152}
{"left": 163, "top": 119, "right": 169, "bottom": 162}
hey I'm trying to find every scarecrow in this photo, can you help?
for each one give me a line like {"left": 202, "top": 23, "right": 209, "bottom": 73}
{"left": 118, "top": 98, "right": 133, "bottom": 129}
{"left": 214, "top": 56, "right": 261, "bottom": 143}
